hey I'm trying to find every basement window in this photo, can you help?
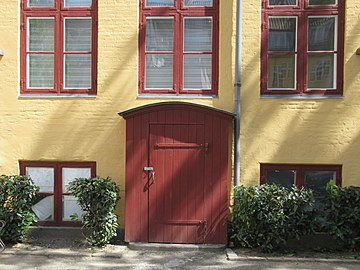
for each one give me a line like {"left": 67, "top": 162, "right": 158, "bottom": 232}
{"left": 20, "top": 161, "right": 96, "bottom": 226}
{"left": 260, "top": 164, "right": 342, "bottom": 196}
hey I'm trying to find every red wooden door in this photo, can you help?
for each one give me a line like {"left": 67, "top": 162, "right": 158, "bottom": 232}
{"left": 148, "top": 123, "right": 207, "bottom": 243}
{"left": 121, "top": 103, "right": 232, "bottom": 244}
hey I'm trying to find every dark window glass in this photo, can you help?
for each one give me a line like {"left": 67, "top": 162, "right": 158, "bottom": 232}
{"left": 269, "top": 17, "right": 296, "bottom": 52}
{"left": 308, "top": 17, "right": 335, "bottom": 51}
{"left": 304, "top": 171, "right": 336, "bottom": 196}
{"left": 266, "top": 170, "right": 296, "bottom": 189}
{"left": 269, "top": 0, "right": 297, "bottom": 5}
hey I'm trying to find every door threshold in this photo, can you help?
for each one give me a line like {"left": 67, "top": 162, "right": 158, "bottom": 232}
{"left": 127, "top": 242, "right": 225, "bottom": 251}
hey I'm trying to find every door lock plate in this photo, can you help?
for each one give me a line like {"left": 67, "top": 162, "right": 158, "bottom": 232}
{"left": 143, "top": 167, "right": 154, "bottom": 171}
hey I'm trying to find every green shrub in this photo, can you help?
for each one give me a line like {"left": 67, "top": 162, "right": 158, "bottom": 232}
{"left": 285, "top": 186, "right": 317, "bottom": 239}
{"left": 0, "top": 175, "right": 39, "bottom": 243}
{"left": 68, "top": 176, "right": 120, "bottom": 247}
{"left": 322, "top": 180, "right": 360, "bottom": 249}
{"left": 230, "top": 184, "right": 316, "bottom": 252}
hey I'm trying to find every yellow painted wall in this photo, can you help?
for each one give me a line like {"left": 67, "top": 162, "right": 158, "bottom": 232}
{"left": 3, "top": 0, "right": 357, "bottom": 228}
{"left": 0, "top": 1, "right": 237, "bottom": 227}
{"left": 240, "top": 0, "right": 360, "bottom": 187}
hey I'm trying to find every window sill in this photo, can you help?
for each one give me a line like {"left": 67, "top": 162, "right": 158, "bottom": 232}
{"left": 260, "top": 95, "right": 343, "bottom": 99}
{"left": 137, "top": 94, "right": 218, "bottom": 99}
{"left": 19, "top": 94, "right": 97, "bottom": 99}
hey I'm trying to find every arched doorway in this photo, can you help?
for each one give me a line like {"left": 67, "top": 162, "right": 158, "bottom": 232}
{"left": 120, "top": 102, "right": 233, "bottom": 244}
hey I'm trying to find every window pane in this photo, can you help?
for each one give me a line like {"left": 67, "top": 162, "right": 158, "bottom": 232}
{"left": 63, "top": 195, "right": 84, "bottom": 221}
{"left": 268, "top": 55, "right": 295, "bottom": 89}
{"left": 28, "top": 0, "right": 54, "bottom": 7}
{"left": 184, "top": 54, "right": 212, "bottom": 89}
{"left": 308, "top": 17, "right": 335, "bottom": 51}
{"left": 29, "top": 54, "right": 54, "bottom": 88}
{"left": 65, "top": 54, "right": 92, "bottom": 88}
{"left": 269, "top": 0, "right": 297, "bottom": 5}
{"left": 32, "top": 195, "right": 54, "bottom": 221}
{"left": 64, "top": 0, "right": 92, "bottom": 7}
{"left": 65, "top": 19, "right": 92, "bottom": 52}
{"left": 146, "top": 54, "right": 173, "bottom": 89}
{"left": 266, "top": 170, "right": 296, "bottom": 189}
{"left": 26, "top": 167, "right": 54, "bottom": 192}
{"left": 29, "top": 18, "right": 54, "bottom": 52}
{"left": 269, "top": 17, "right": 296, "bottom": 52}
{"left": 146, "top": 0, "right": 174, "bottom": 6}
{"left": 308, "top": 54, "right": 334, "bottom": 89}
{"left": 305, "top": 171, "right": 336, "bottom": 196}
{"left": 146, "top": 18, "right": 174, "bottom": 52}
{"left": 62, "top": 168, "right": 91, "bottom": 192}
{"left": 185, "top": 0, "right": 212, "bottom": 6}
{"left": 184, "top": 18, "right": 212, "bottom": 52}
{"left": 309, "top": 0, "right": 336, "bottom": 5}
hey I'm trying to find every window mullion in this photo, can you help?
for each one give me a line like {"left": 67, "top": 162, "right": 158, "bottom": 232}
{"left": 298, "top": 13, "right": 307, "bottom": 93}
{"left": 52, "top": 163, "right": 60, "bottom": 225}
{"left": 56, "top": 13, "right": 62, "bottom": 94}
{"left": 297, "top": 168, "right": 305, "bottom": 187}
{"left": 176, "top": 13, "right": 183, "bottom": 94}
{"left": 175, "top": 0, "right": 180, "bottom": 10}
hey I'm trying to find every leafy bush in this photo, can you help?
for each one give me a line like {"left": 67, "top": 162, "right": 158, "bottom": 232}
{"left": 322, "top": 181, "right": 360, "bottom": 249}
{"left": 230, "top": 184, "right": 316, "bottom": 252}
{"left": 0, "top": 175, "right": 39, "bottom": 243}
{"left": 68, "top": 176, "right": 120, "bottom": 247}
{"left": 285, "top": 186, "right": 317, "bottom": 239}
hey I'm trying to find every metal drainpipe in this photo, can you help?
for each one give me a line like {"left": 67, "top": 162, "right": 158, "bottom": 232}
{"left": 234, "top": 0, "right": 243, "bottom": 186}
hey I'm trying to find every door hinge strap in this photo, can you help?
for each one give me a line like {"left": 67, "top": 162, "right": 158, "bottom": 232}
{"left": 155, "top": 143, "right": 209, "bottom": 150}
{"left": 157, "top": 220, "right": 207, "bottom": 226}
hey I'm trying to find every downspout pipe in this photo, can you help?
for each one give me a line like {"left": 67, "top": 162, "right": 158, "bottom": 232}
{"left": 234, "top": 0, "right": 243, "bottom": 186}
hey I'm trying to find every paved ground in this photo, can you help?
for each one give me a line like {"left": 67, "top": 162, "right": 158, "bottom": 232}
{"left": 1, "top": 245, "right": 359, "bottom": 270}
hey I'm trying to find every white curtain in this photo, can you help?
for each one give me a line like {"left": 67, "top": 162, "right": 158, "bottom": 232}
{"left": 146, "top": 18, "right": 174, "bottom": 89}
{"left": 64, "top": 18, "right": 92, "bottom": 88}
{"left": 184, "top": 18, "right": 212, "bottom": 89}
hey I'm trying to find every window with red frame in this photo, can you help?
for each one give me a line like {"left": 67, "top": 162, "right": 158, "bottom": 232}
{"left": 260, "top": 164, "right": 342, "bottom": 196}
{"left": 139, "top": 0, "right": 219, "bottom": 95}
{"left": 20, "top": 0, "right": 97, "bottom": 95}
{"left": 20, "top": 161, "right": 96, "bottom": 226}
{"left": 261, "top": 0, "right": 344, "bottom": 96}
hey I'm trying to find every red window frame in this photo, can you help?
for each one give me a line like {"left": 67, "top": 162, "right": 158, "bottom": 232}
{"left": 139, "top": 0, "right": 219, "bottom": 95}
{"left": 261, "top": 0, "right": 345, "bottom": 96}
{"left": 260, "top": 164, "right": 342, "bottom": 187}
{"left": 20, "top": 0, "right": 98, "bottom": 95}
{"left": 19, "top": 161, "right": 96, "bottom": 226}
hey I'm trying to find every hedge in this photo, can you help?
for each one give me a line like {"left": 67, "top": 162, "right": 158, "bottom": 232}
{"left": 230, "top": 182, "right": 360, "bottom": 252}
